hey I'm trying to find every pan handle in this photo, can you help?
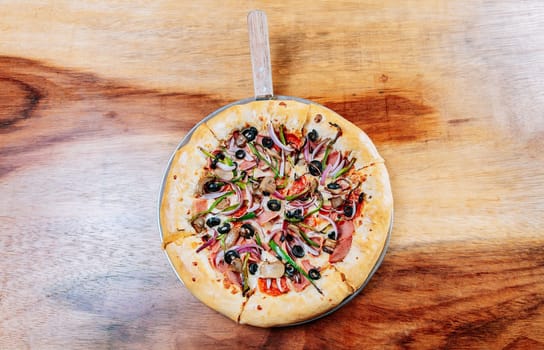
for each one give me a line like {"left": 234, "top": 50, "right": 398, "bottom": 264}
{"left": 248, "top": 10, "right": 274, "bottom": 99}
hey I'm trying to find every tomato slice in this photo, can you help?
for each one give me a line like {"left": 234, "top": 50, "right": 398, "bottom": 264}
{"left": 258, "top": 277, "right": 289, "bottom": 296}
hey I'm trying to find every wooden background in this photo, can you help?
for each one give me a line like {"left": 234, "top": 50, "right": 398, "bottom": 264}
{"left": 1, "top": 1, "right": 543, "bottom": 348}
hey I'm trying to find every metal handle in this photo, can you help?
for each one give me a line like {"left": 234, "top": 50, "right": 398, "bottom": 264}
{"left": 248, "top": 10, "right": 273, "bottom": 99}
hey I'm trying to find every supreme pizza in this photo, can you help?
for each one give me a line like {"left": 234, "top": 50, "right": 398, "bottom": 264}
{"left": 160, "top": 99, "right": 393, "bottom": 327}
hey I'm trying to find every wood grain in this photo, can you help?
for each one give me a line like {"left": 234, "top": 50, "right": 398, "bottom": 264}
{"left": 1, "top": 0, "right": 544, "bottom": 349}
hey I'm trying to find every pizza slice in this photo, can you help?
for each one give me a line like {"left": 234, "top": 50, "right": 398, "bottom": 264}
{"left": 160, "top": 123, "right": 222, "bottom": 245}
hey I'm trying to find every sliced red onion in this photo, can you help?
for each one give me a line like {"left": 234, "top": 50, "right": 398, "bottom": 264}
{"left": 214, "top": 249, "right": 225, "bottom": 266}
{"left": 276, "top": 278, "right": 284, "bottom": 292}
{"left": 220, "top": 182, "right": 243, "bottom": 215}
{"left": 303, "top": 138, "right": 311, "bottom": 162}
{"left": 305, "top": 244, "right": 320, "bottom": 256}
{"left": 266, "top": 278, "right": 272, "bottom": 290}
{"left": 247, "top": 203, "right": 260, "bottom": 213}
{"left": 289, "top": 196, "right": 316, "bottom": 209}
{"left": 279, "top": 150, "right": 285, "bottom": 177}
{"left": 216, "top": 161, "right": 236, "bottom": 171}
{"left": 237, "top": 243, "right": 262, "bottom": 257}
{"left": 330, "top": 159, "right": 346, "bottom": 178}
{"left": 196, "top": 230, "right": 217, "bottom": 253}
{"left": 311, "top": 139, "right": 328, "bottom": 160}
{"left": 328, "top": 153, "right": 343, "bottom": 174}
{"left": 318, "top": 213, "right": 339, "bottom": 238}
{"left": 202, "top": 190, "right": 229, "bottom": 200}
{"left": 320, "top": 164, "right": 333, "bottom": 185}
{"left": 272, "top": 190, "right": 286, "bottom": 200}
{"left": 268, "top": 123, "right": 294, "bottom": 152}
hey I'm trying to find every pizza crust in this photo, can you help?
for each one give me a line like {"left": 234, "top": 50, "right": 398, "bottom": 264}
{"left": 333, "top": 163, "right": 393, "bottom": 290}
{"left": 239, "top": 265, "right": 353, "bottom": 327}
{"left": 305, "top": 103, "right": 384, "bottom": 168}
{"left": 164, "top": 236, "right": 245, "bottom": 322}
{"left": 159, "top": 123, "right": 220, "bottom": 245}
{"left": 206, "top": 100, "right": 272, "bottom": 140}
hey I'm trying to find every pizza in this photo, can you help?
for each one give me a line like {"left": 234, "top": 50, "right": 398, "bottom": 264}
{"left": 160, "top": 99, "right": 393, "bottom": 327}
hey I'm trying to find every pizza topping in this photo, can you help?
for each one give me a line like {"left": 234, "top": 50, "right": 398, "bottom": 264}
{"left": 329, "top": 221, "right": 354, "bottom": 263}
{"left": 322, "top": 238, "right": 337, "bottom": 254}
{"left": 291, "top": 244, "right": 305, "bottom": 258}
{"left": 217, "top": 222, "right": 231, "bottom": 234}
{"left": 239, "top": 223, "right": 255, "bottom": 238}
{"left": 261, "top": 136, "right": 274, "bottom": 149}
{"left": 242, "top": 126, "right": 258, "bottom": 142}
{"left": 259, "top": 176, "right": 276, "bottom": 196}
{"left": 248, "top": 262, "right": 259, "bottom": 275}
{"left": 268, "top": 123, "right": 294, "bottom": 152}
{"left": 235, "top": 149, "right": 246, "bottom": 159}
{"left": 259, "top": 260, "right": 285, "bottom": 278}
{"left": 266, "top": 199, "right": 281, "bottom": 211}
{"left": 308, "top": 268, "right": 321, "bottom": 280}
{"left": 308, "top": 160, "right": 322, "bottom": 176}
{"left": 224, "top": 249, "right": 240, "bottom": 264}
{"left": 308, "top": 129, "right": 319, "bottom": 142}
{"left": 206, "top": 216, "right": 221, "bottom": 228}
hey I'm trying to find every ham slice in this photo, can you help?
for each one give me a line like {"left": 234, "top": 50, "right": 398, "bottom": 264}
{"left": 239, "top": 160, "right": 257, "bottom": 171}
{"left": 329, "top": 221, "right": 354, "bottom": 263}
{"left": 256, "top": 210, "right": 279, "bottom": 225}
{"left": 192, "top": 198, "right": 208, "bottom": 214}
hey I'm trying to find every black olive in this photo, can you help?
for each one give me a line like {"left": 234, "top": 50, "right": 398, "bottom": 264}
{"left": 285, "top": 210, "right": 295, "bottom": 219}
{"left": 210, "top": 158, "right": 218, "bottom": 169}
{"left": 327, "top": 182, "right": 341, "bottom": 190}
{"left": 262, "top": 191, "right": 270, "bottom": 197}
{"left": 215, "top": 152, "right": 225, "bottom": 161}
{"left": 240, "top": 223, "right": 254, "bottom": 238}
{"left": 308, "top": 129, "right": 319, "bottom": 142}
{"left": 235, "top": 149, "right": 246, "bottom": 159}
{"left": 217, "top": 222, "right": 231, "bottom": 234}
{"left": 308, "top": 268, "right": 321, "bottom": 280}
{"left": 328, "top": 231, "right": 337, "bottom": 240}
{"left": 204, "top": 181, "right": 222, "bottom": 193}
{"left": 294, "top": 208, "right": 302, "bottom": 216}
{"left": 267, "top": 199, "right": 281, "bottom": 211}
{"left": 206, "top": 216, "right": 221, "bottom": 227}
{"left": 249, "top": 262, "right": 259, "bottom": 275}
{"left": 285, "top": 264, "right": 295, "bottom": 277}
{"left": 358, "top": 192, "right": 366, "bottom": 203}
{"left": 224, "top": 250, "right": 240, "bottom": 264}
{"left": 343, "top": 205, "right": 354, "bottom": 217}
{"left": 262, "top": 136, "right": 273, "bottom": 149}
{"left": 242, "top": 126, "right": 258, "bottom": 141}
{"left": 292, "top": 245, "right": 305, "bottom": 258}
{"left": 308, "top": 160, "right": 322, "bottom": 176}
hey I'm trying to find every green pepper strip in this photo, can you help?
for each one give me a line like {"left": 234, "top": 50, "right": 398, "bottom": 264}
{"left": 248, "top": 142, "right": 279, "bottom": 177}
{"left": 189, "top": 191, "right": 234, "bottom": 221}
{"left": 279, "top": 124, "right": 287, "bottom": 145}
{"left": 254, "top": 229, "right": 263, "bottom": 246}
{"left": 299, "top": 229, "right": 321, "bottom": 248}
{"left": 241, "top": 253, "right": 250, "bottom": 296}
{"left": 268, "top": 240, "right": 323, "bottom": 295}
{"left": 333, "top": 158, "right": 356, "bottom": 180}
{"left": 321, "top": 143, "right": 332, "bottom": 169}
{"left": 285, "top": 188, "right": 310, "bottom": 201}
{"left": 304, "top": 194, "right": 324, "bottom": 218}
{"left": 228, "top": 211, "right": 257, "bottom": 222}
{"left": 219, "top": 233, "right": 227, "bottom": 251}
{"left": 198, "top": 147, "right": 215, "bottom": 159}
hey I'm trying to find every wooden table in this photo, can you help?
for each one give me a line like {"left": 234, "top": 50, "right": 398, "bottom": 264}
{"left": 2, "top": 1, "right": 543, "bottom": 348}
